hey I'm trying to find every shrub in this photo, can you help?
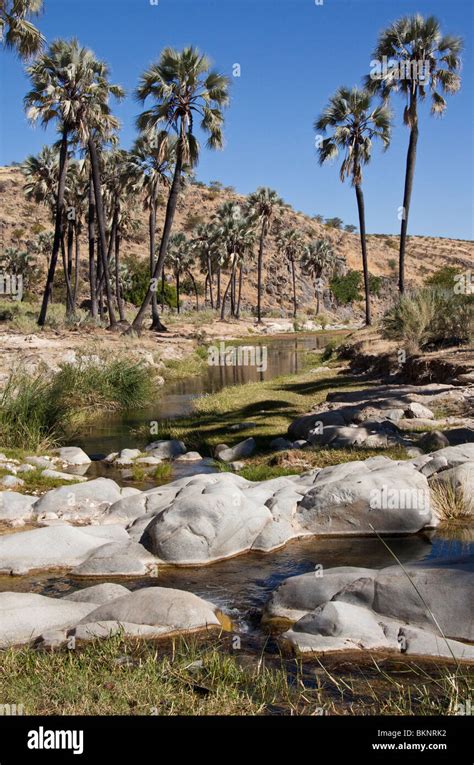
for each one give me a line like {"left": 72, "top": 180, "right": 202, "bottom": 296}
{"left": 122, "top": 258, "right": 177, "bottom": 308}
{"left": 330, "top": 270, "right": 362, "bottom": 304}
{"left": 0, "top": 357, "right": 156, "bottom": 449}
{"left": 321, "top": 339, "right": 339, "bottom": 361}
{"left": 324, "top": 217, "right": 343, "bottom": 230}
{"left": 425, "top": 266, "right": 462, "bottom": 291}
{"left": 382, "top": 288, "right": 473, "bottom": 352}
{"left": 369, "top": 274, "right": 382, "bottom": 296}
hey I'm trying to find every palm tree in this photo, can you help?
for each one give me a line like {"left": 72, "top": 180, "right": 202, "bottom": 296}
{"left": 213, "top": 202, "right": 255, "bottom": 320}
{"left": 101, "top": 149, "right": 139, "bottom": 322}
{"left": 25, "top": 39, "right": 124, "bottom": 326}
{"left": 276, "top": 227, "right": 305, "bottom": 318}
{"left": 22, "top": 145, "right": 74, "bottom": 313}
{"left": 0, "top": 0, "right": 44, "bottom": 58}
{"left": 130, "top": 131, "right": 175, "bottom": 328}
{"left": 166, "top": 232, "right": 188, "bottom": 314}
{"left": 192, "top": 222, "right": 221, "bottom": 309}
{"left": 315, "top": 86, "right": 391, "bottom": 325}
{"left": 301, "top": 239, "right": 335, "bottom": 314}
{"left": 64, "top": 158, "right": 87, "bottom": 314}
{"left": 246, "top": 187, "right": 282, "bottom": 323}
{"left": 129, "top": 46, "right": 230, "bottom": 332}
{"left": 366, "top": 14, "right": 463, "bottom": 293}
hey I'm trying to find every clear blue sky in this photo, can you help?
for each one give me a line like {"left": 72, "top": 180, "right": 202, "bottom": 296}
{"left": 1, "top": 0, "right": 473, "bottom": 239}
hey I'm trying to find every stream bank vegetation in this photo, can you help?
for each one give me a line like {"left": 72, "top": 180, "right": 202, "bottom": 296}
{"left": 0, "top": 633, "right": 471, "bottom": 716}
{"left": 0, "top": 354, "right": 157, "bottom": 450}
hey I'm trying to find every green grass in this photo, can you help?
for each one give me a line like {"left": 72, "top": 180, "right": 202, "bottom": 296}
{"left": 148, "top": 364, "right": 371, "bottom": 455}
{"left": 225, "top": 446, "right": 411, "bottom": 480}
{"left": 0, "top": 634, "right": 471, "bottom": 716}
{"left": 130, "top": 462, "right": 173, "bottom": 485}
{"left": 0, "top": 467, "right": 73, "bottom": 494}
{"left": 161, "top": 348, "right": 208, "bottom": 381}
{"left": 0, "top": 356, "right": 158, "bottom": 450}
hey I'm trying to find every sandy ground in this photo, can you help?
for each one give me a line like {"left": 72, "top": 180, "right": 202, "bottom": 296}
{"left": 0, "top": 316, "right": 348, "bottom": 379}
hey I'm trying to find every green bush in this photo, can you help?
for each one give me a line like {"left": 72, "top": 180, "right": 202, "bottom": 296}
{"left": 330, "top": 270, "right": 362, "bottom": 304}
{"left": 122, "top": 258, "right": 177, "bottom": 308}
{"left": 382, "top": 288, "right": 473, "bottom": 353}
{"left": 425, "top": 266, "right": 462, "bottom": 291}
{"left": 369, "top": 274, "right": 382, "bottom": 296}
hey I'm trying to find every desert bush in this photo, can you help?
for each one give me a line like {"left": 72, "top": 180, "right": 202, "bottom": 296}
{"left": 382, "top": 288, "right": 473, "bottom": 352}
{"left": 330, "top": 270, "right": 362, "bottom": 304}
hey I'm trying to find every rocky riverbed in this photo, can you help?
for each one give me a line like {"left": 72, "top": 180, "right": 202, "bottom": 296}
{"left": 0, "top": 388, "right": 473, "bottom": 661}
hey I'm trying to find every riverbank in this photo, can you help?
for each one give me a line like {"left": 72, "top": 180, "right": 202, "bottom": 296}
{"left": 1, "top": 633, "right": 471, "bottom": 716}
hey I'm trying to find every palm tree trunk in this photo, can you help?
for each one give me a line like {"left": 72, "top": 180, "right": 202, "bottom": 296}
{"left": 355, "top": 183, "right": 371, "bottom": 326}
{"left": 216, "top": 265, "right": 221, "bottom": 308}
{"left": 176, "top": 271, "right": 180, "bottom": 314}
{"left": 88, "top": 174, "right": 98, "bottom": 319}
{"left": 61, "top": 233, "right": 74, "bottom": 316}
{"left": 115, "top": 224, "right": 125, "bottom": 322}
{"left": 220, "top": 272, "right": 233, "bottom": 320}
{"left": 73, "top": 222, "right": 80, "bottom": 307}
{"left": 37, "top": 126, "right": 69, "bottom": 326}
{"left": 67, "top": 220, "right": 74, "bottom": 313}
{"left": 149, "top": 200, "right": 160, "bottom": 327}
{"left": 88, "top": 137, "right": 117, "bottom": 328}
{"left": 130, "top": 136, "right": 185, "bottom": 332}
{"left": 236, "top": 263, "right": 243, "bottom": 318}
{"left": 207, "top": 255, "right": 214, "bottom": 308}
{"left": 399, "top": 112, "right": 418, "bottom": 295}
{"left": 187, "top": 270, "right": 199, "bottom": 311}
{"left": 257, "top": 220, "right": 267, "bottom": 323}
{"left": 291, "top": 259, "right": 297, "bottom": 318}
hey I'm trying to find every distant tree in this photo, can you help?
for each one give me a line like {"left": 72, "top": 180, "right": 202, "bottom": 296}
{"left": 246, "top": 187, "right": 282, "bottom": 323}
{"left": 301, "top": 239, "right": 335, "bottom": 314}
{"left": 276, "top": 227, "right": 305, "bottom": 318}
{"left": 324, "top": 217, "right": 344, "bottom": 230}
{"left": 344, "top": 224, "right": 357, "bottom": 234}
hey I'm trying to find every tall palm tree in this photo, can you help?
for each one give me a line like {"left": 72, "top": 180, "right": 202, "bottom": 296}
{"left": 25, "top": 39, "right": 124, "bottom": 326}
{"left": 130, "top": 131, "right": 175, "bottom": 329}
{"left": 192, "top": 222, "right": 221, "bottom": 309}
{"left": 0, "top": 0, "right": 44, "bottom": 58}
{"left": 301, "top": 239, "right": 335, "bottom": 315}
{"left": 101, "top": 148, "right": 139, "bottom": 322}
{"left": 166, "top": 232, "right": 188, "bottom": 314}
{"left": 214, "top": 202, "right": 255, "bottom": 320}
{"left": 22, "top": 145, "right": 74, "bottom": 313}
{"left": 276, "top": 227, "right": 305, "bottom": 318}
{"left": 366, "top": 14, "right": 463, "bottom": 293}
{"left": 64, "top": 158, "right": 87, "bottom": 314}
{"left": 246, "top": 187, "right": 282, "bottom": 323}
{"left": 130, "top": 46, "right": 230, "bottom": 332}
{"left": 315, "top": 86, "right": 391, "bottom": 325}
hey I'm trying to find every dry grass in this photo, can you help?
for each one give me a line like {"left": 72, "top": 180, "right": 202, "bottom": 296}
{"left": 431, "top": 480, "right": 472, "bottom": 522}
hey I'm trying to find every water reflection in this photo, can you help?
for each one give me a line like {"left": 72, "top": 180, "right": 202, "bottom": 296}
{"left": 75, "top": 333, "right": 339, "bottom": 455}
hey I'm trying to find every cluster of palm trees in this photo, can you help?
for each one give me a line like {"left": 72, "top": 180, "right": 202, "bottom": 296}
{"left": 2, "top": 4, "right": 463, "bottom": 330}
{"left": 316, "top": 14, "right": 462, "bottom": 324}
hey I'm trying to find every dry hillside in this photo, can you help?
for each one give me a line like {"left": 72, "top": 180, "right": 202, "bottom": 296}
{"left": 0, "top": 165, "right": 472, "bottom": 318}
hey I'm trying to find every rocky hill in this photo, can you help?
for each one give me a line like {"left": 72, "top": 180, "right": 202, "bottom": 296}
{"left": 1, "top": 165, "right": 472, "bottom": 320}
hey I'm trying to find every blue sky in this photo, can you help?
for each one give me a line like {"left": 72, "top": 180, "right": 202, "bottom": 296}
{"left": 1, "top": 0, "right": 473, "bottom": 239}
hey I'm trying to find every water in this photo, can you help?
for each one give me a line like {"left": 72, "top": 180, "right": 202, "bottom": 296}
{"left": 4, "top": 530, "right": 472, "bottom": 636}
{"left": 3, "top": 330, "right": 472, "bottom": 649}
{"left": 74, "top": 332, "right": 339, "bottom": 456}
